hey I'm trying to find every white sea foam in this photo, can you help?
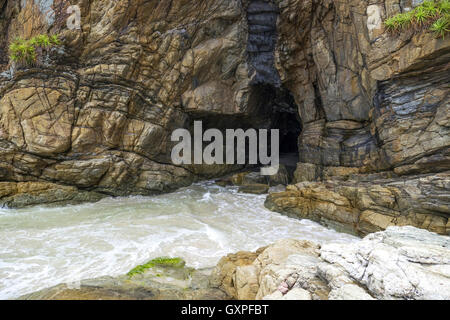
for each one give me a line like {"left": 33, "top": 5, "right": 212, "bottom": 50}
{"left": 0, "top": 181, "right": 357, "bottom": 299}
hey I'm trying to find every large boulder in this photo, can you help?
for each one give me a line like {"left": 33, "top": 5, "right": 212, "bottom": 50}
{"left": 210, "top": 226, "right": 450, "bottom": 300}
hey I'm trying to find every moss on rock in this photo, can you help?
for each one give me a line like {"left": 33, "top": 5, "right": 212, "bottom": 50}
{"left": 127, "top": 257, "right": 186, "bottom": 277}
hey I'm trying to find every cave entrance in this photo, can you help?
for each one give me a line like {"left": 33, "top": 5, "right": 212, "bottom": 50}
{"left": 247, "top": 84, "right": 302, "bottom": 172}
{"left": 182, "top": 83, "right": 302, "bottom": 179}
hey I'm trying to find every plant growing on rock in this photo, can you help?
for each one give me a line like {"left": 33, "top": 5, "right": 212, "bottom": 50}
{"left": 430, "top": 15, "right": 450, "bottom": 38}
{"left": 384, "top": 0, "right": 449, "bottom": 38}
{"left": 9, "top": 34, "right": 61, "bottom": 67}
{"left": 127, "top": 257, "right": 185, "bottom": 278}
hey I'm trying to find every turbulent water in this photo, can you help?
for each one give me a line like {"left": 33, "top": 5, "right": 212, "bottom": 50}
{"left": 0, "top": 181, "right": 357, "bottom": 299}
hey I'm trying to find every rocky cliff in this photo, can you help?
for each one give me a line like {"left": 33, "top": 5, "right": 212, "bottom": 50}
{"left": 0, "top": 1, "right": 448, "bottom": 234}
{"left": 269, "top": 0, "right": 449, "bottom": 235}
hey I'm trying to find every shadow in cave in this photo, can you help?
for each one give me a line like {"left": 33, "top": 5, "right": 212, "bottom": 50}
{"left": 248, "top": 84, "right": 302, "bottom": 174}
{"left": 183, "top": 84, "right": 302, "bottom": 178}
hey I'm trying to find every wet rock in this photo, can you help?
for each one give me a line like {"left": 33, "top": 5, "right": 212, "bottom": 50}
{"left": 268, "top": 184, "right": 286, "bottom": 193}
{"left": 267, "top": 164, "right": 290, "bottom": 186}
{"left": 230, "top": 172, "right": 252, "bottom": 186}
{"left": 238, "top": 184, "right": 270, "bottom": 195}
{"left": 215, "top": 178, "right": 233, "bottom": 187}
{"left": 0, "top": 182, "right": 104, "bottom": 209}
{"left": 243, "top": 172, "right": 268, "bottom": 185}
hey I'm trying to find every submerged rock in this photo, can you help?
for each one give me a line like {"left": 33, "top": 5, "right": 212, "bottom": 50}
{"left": 238, "top": 183, "right": 270, "bottom": 195}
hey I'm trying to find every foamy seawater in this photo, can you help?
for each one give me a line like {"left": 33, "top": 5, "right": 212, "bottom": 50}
{"left": 0, "top": 181, "right": 357, "bottom": 299}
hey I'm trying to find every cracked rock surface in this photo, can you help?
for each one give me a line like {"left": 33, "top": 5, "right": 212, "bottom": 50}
{"left": 210, "top": 226, "right": 450, "bottom": 300}
{"left": 0, "top": 0, "right": 448, "bottom": 235}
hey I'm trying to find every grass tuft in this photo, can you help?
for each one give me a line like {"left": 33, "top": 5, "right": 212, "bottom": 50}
{"left": 384, "top": 0, "right": 450, "bottom": 38}
{"left": 9, "top": 34, "right": 61, "bottom": 66}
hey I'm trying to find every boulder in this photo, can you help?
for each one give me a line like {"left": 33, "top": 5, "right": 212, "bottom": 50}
{"left": 210, "top": 226, "right": 450, "bottom": 300}
{"left": 320, "top": 226, "right": 450, "bottom": 300}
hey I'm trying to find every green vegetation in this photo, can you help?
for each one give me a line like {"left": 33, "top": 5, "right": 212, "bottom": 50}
{"left": 127, "top": 257, "right": 186, "bottom": 277}
{"left": 384, "top": 0, "right": 450, "bottom": 38}
{"left": 9, "top": 34, "right": 61, "bottom": 66}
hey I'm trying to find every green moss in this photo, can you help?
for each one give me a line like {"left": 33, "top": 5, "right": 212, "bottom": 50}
{"left": 384, "top": 0, "right": 449, "bottom": 38}
{"left": 127, "top": 257, "right": 186, "bottom": 277}
{"left": 9, "top": 34, "right": 61, "bottom": 66}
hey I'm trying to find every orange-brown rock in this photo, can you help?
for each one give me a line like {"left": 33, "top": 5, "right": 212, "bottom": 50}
{"left": 266, "top": 172, "right": 450, "bottom": 236}
{"left": 0, "top": 0, "right": 448, "bottom": 221}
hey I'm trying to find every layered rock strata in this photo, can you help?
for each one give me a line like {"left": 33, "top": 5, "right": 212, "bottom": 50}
{"left": 266, "top": 172, "right": 450, "bottom": 236}
{"left": 268, "top": 0, "right": 449, "bottom": 234}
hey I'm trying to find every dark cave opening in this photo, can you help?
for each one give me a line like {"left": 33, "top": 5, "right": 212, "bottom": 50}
{"left": 247, "top": 84, "right": 302, "bottom": 169}
{"left": 182, "top": 84, "right": 302, "bottom": 176}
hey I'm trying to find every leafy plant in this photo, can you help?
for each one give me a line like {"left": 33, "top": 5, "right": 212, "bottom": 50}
{"left": 384, "top": 0, "right": 449, "bottom": 38}
{"left": 431, "top": 15, "right": 450, "bottom": 38}
{"left": 439, "top": 0, "right": 450, "bottom": 13}
{"left": 414, "top": 7, "right": 431, "bottom": 25}
{"left": 9, "top": 34, "right": 61, "bottom": 66}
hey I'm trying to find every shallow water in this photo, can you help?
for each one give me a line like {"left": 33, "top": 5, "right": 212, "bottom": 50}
{"left": 0, "top": 181, "right": 357, "bottom": 299}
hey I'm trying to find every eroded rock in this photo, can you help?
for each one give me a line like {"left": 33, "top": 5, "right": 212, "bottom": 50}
{"left": 210, "top": 226, "right": 450, "bottom": 300}
{"left": 265, "top": 172, "right": 450, "bottom": 235}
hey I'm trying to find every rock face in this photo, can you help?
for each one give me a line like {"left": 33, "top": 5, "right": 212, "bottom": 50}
{"left": 0, "top": 0, "right": 448, "bottom": 228}
{"left": 277, "top": 0, "right": 449, "bottom": 174}
{"left": 267, "top": 0, "right": 449, "bottom": 234}
{"left": 0, "top": 181, "right": 104, "bottom": 208}
{"left": 0, "top": 0, "right": 283, "bottom": 207}
{"left": 210, "top": 226, "right": 450, "bottom": 300}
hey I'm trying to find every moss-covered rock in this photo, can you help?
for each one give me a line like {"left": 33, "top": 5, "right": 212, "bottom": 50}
{"left": 127, "top": 257, "right": 186, "bottom": 277}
